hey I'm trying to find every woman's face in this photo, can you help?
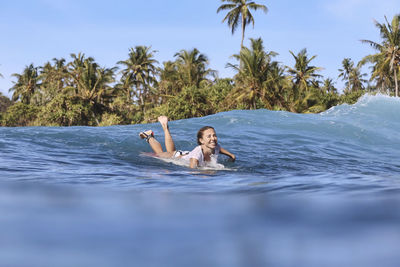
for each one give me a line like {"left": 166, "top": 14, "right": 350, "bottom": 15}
{"left": 200, "top": 128, "right": 218, "bottom": 149}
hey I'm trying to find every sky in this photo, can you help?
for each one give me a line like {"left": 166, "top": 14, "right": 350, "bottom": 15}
{"left": 0, "top": 0, "right": 398, "bottom": 97}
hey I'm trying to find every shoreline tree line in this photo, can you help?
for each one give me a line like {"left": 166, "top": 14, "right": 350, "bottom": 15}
{"left": 0, "top": 1, "right": 398, "bottom": 127}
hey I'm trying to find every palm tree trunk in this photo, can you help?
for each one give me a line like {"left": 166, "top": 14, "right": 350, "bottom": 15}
{"left": 394, "top": 67, "right": 398, "bottom": 97}
{"left": 140, "top": 94, "right": 146, "bottom": 113}
{"left": 241, "top": 17, "right": 245, "bottom": 50}
{"left": 240, "top": 17, "right": 245, "bottom": 69}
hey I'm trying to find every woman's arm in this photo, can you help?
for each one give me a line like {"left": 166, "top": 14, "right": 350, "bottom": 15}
{"left": 189, "top": 158, "right": 199, "bottom": 168}
{"left": 219, "top": 146, "right": 236, "bottom": 162}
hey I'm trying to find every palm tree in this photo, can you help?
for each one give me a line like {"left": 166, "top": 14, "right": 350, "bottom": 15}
{"left": 68, "top": 53, "right": 92, "bottom": 95}
{"left": 287, "top": 48, "right": 322, "bottom": 93}
{"left": 264, "top": 60, "right": 292, "bottom": 110}
{"left": 349, "top": 67, "right": 368, "bottom": 92}
{"left": 361, "top": 15, "right": 400, "bottom": 96}
{"left": 338, "top": 58, "right": 353, "bottom": 92}
{"left": 322, "top": 78, "right": 337, "bottom": 94}
{"left": 217, "top": 0, "right": 268, "bottom": 49}
{"left": 39, "top": 58, "right": 69, "bottom": 104}
{"left": 68, "top": 54, "right": 116, "bottom": 107}
{"left": 285, "top": 49, "right": 323, "bottom": 112}
{"left": 117, "top": 46, "right": 158, "bottom": 110}
{"left": 9, "top": 64, "right": 40, "bottom": 104}
{"left": 227, "top": 37, "right": 279, "bottom": 109}
{"left": 338, "top": 58, "right": 367, "bottom": 93}
{"left": 157, "top": 61, "right": 180, "bottom": 104}
{"left": 367, "top": 59, "right": 393, "bottom": 93}
{"left": 174, "top": 48, "right": 216, "bottom": 88}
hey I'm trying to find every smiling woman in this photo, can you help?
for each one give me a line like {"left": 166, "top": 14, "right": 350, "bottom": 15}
{"left": 139, "top": 115, "right": 236, "bottom": 168}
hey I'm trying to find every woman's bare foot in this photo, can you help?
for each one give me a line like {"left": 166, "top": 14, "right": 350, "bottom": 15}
{"left": 158, "top": 116, "right": 169, "bottom": 130}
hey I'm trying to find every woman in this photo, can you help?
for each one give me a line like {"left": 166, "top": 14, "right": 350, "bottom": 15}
{"left": 140, "top": 116, "right": 235, "bottom": 168}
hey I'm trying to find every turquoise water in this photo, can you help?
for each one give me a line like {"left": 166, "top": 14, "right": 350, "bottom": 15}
{"left": 1, "top": 94, "right": 400, "bottom": 266}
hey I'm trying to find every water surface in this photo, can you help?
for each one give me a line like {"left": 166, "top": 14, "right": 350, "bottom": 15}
{"left": 1, "top": 94, "right": 400, "bottom": 267}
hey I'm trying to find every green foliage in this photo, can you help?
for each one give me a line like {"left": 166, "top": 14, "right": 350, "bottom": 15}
{"left": 35, "top": 95, "right": 93, "bottom": 126}
{"left": 204, "top": 78, "right": 234, "bottom": 112}
{"left": 117, "top": 46, "right": 158, "bottom": 111}
{"left": 322, "top": 78, "right": 338, "bottom": 94}
{"left": 361, "top": 15, "right": 400, "bottom": 96}
{"left": 287, "top": 48, "right": 322, "bottom": 93}
{"left": 68, "top": 53, "right": 116, "bottom": 106}
{"left": 0, "top": 93, "right": 12, "bottom": 113}
{"left": 226, "top": 38, "right": 282, "bottom": 110}
{"left": 99, "top": 113, "right": 123, "bottom": 126}
{"left": 10, "top": 64, "right": 40, "bottom": 104}
{"left": 321, "top": 92, "right": 341, "bottom": 110}
{"left": 38, "top": 58, "right": 69, "bottom": 105}
{"left": 108, "top": 96, "right": 143, "bottom": 125}
{"left": 4, "top": 33, "right": 378, "bottom": 127}
{"left": 157, "top": 61, "right": 181, "bottom": 104}
{"left": 338, "top": 58, "right": 367, "bottom": 93}
{"left": 302, "top": 89, "right": 340, "bottom": 113}
{"left": 339, "top": 90, "right": 365, "bottom": 105}
{"left": 144, "top": 86, "right": 213, "bottom": 122}
{"left": 173, "top": 48, "right": 216, "bottom": 88}
{"left": 157, "top": 49, "right": 216, "bottom": 105}
{"left": 1, "top": 103, "right": 40, "bottom": 126}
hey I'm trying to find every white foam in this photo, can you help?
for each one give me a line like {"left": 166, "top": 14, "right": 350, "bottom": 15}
{"left": 140, "top": 152, "right": 235, "bottom": 171}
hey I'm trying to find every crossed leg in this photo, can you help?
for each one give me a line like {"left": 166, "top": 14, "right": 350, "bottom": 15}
{"left": 139, "top": 116, "right": 176, "bottom": 157}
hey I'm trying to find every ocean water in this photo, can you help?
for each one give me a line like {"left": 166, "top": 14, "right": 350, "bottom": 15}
{"left": 1, "top": 94, "right": 400, "bottom": 267}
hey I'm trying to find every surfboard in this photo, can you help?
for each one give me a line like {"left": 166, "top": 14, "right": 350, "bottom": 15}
{"left": 140, "top": 152, "right": 227, "bottom": 170}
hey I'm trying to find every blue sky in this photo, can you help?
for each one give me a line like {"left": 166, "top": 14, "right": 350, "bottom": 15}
{"left": 0, "top": 0, "right": 398, "bottom": 97}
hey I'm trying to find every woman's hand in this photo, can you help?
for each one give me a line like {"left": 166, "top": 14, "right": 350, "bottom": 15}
{"left": 220, "top": 146, "right": 235, "bottom": 162}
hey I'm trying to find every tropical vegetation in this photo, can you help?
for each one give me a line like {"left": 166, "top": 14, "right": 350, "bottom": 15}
{"left": 0, "top": 8, "right": 398, "bottom": 127}
{"left": 360, "top": 15, "right": 400, "bottom": 96}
